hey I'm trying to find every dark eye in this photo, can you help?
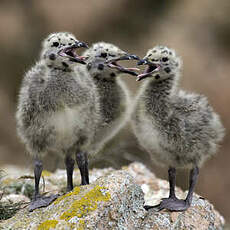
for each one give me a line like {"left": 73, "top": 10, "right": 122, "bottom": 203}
{"left": 100, "top": 53, "right": 107, "bottom": 58}
{"left": 162, "top": 57, "right": 169, "bottom": 62}
{"left": 49, "top": 53, "right": 56, "bottom": 60}
{"left": 164, "top": 67, "right": 171, "bottom": 73}
{"left": 98, "top": 64, "right": 104, "bottom": 70}
{"left": 155, "top": 74, "right": 160, "bottom": 80}
{"left": 52, "top": 42, "right": 59, "bottom": 47}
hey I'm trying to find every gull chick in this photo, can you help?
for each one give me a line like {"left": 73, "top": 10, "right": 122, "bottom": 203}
{"left": 132, "top": 45, "right": 225, "bottom": 211}
{"left": 81, "top": 42, "right": 139, "bottom": 154}
{"left": 16, "top": 32, "right": 97, "bottom": 211}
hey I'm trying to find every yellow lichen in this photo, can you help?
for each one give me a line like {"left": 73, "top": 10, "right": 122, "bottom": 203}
{"left": 42, "top": 170, "right": 52, "bottom": 177}
{"left": 59, "top": 185, "right": 111, "bottom": 221}
{"left": 54, "top": 186, "right": 81, "bottom": 204}
{"left": 77, "top": 219, "right": 86, "bottom": 230}
{"left": 37, "top": 220, "right": 58, "bottom": 230}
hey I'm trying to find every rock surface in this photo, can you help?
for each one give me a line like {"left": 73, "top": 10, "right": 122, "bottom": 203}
{"left": 0, "top": 162, "right": 225, "bottom": 230}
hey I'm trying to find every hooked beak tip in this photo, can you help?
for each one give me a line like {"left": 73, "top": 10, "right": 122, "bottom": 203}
{"left": 77, "top": 41, "right": 89, "bottom": 48}
{"left": 128, "top": 54, "right": 140, "bottom": 60}
{"left": 137, "top": 59, "right": 147, "bottom": 66}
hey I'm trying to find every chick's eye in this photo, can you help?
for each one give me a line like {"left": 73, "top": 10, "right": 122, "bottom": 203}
{"left": 52, "top": 42, "right": 59, "bottom": 47}
{"left": 162, "top": 57, "right": 169, "bottom": 62}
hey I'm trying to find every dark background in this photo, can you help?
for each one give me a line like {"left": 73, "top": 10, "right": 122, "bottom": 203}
{"left": 0, "top": 0, "right": 229, "bottom": 223}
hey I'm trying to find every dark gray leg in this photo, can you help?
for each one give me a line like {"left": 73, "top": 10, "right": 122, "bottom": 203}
{"left": 185, "top": 166, "right": 199, "bottom": 206}
{"left": 144, "top": 167, "right": 177, "bottom": 210}
{"left": 168, "top": 167, "right": 176, "bottom": 198}
{"left": 65, "top": 155, "right": 75, "bottom": 192}
{"left": 145, "top": 166, "right": 199, "bottom": 212}
{"left": 29, "top": 157, "right": 58, "bottom": 212}
{"left": 75, "top": 152, "right": 89, "bottom": 185}
{"left": 34, "top": 158, "right": 43, "bottom": 199}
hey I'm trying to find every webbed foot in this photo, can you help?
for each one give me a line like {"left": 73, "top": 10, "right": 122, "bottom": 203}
{"left": 28, "top": 194, "right": 59, "bottom": 212}
{"left": 144, "top": 197, "right": 190, "bottom": 212}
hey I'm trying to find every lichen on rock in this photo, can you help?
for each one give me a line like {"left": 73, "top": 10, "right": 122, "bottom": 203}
{"left": 59, "top": 185, "right": 111, "bottom": 221}
{"left": 37, "top": 220, "right": 58, "bottom": 230}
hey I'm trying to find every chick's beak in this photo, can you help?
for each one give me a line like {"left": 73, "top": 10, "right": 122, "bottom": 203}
{"left": 106, "top": 54, "right": 140, "bottom": 76}
{"left": 137, "top": 59, "right": 149, "bottom": 66}
{"left": 71, "top": 41, "right": 89, "bottom": 49}
{"left": 136, "top": 58, "right": 161, "bottom": 81}
{"left": 118, "top": 54, "right": 140, "bottom": 61}
{"left": 58, "top": 40, "right": 89, "bottom": 65}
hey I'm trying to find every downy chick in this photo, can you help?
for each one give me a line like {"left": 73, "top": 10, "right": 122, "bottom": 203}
{"left": 80, "top": 42, "right": 139, "bottom": 155}
{"left": 16, "top": 32, "right": 98, "bottom": 211}
{"left": 132, "top": 45, "right": 225, "bottom": 211}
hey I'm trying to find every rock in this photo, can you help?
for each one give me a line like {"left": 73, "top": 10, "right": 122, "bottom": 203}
{"left": 0, "top": 162, "right": 225, "bottom": 230}
{"left": 1, "top": 194, "right": 30, "bottom": 204}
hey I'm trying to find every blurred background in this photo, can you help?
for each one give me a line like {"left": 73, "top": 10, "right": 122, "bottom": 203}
{"left": 0, "top": 0, "right": 229, "bottom": 223}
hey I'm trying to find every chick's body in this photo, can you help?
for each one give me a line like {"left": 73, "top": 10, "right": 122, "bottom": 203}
{"left": 134, "top": 83, "right": 224, "bottom": 169}
{"left": 17, "top": 62, "right": 98, "bottom": 156}
{"left": 91, "top": 75, "right": 130, "bottom": 153}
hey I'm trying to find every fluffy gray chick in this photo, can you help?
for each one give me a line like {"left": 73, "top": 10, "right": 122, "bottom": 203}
{"left": 132, "top": 45, "right": 225, "bottom": 211}
{"left": 16, "top": 32, "right": 98, "bottom": 211}
{"left": 80, "top": 42, "right": 139, "bottom": 155}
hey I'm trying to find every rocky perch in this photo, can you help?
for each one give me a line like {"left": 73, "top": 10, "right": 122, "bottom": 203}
{"left": 0, "top": 162, "right": 225, "bottom": 229}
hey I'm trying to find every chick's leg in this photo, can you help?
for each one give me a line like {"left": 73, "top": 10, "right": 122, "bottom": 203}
{"left": 145, "top": 166, "right": 199, "bottom": 212}
{"left": 65, "top": 155, "right": 75, "bottom": 192}
{"left": 29, "top": 157, "right": 58, "bottom": 212}
{"left": 76, "top": 151, "right": 89, "bottom": 185}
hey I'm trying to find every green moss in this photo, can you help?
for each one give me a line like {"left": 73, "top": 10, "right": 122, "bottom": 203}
{"left": 60, "top": 185, "right": 111, "bottom": 221}
{"left": 54, "top": 186, "right": 81, "bottom": 205}
{"left": 37, "top": 220, "right": 58, "bottom": 230}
